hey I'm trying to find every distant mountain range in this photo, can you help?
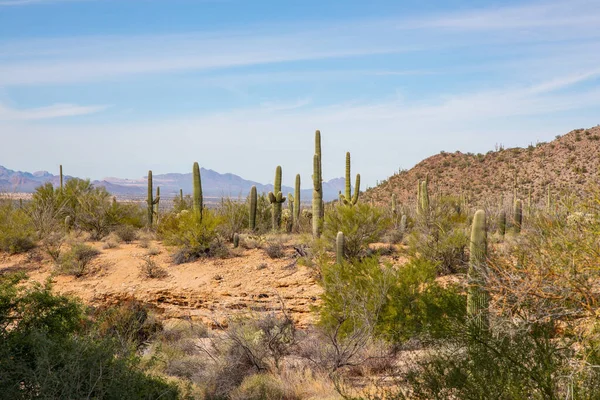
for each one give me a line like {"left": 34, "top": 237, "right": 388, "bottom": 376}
{"left": 0, "top": 165, "right": 346, "bottom": 202}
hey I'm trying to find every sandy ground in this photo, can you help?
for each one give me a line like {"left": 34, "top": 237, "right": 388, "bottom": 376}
{"left": 0, "top": 240, "right": 322, "bottom": 328}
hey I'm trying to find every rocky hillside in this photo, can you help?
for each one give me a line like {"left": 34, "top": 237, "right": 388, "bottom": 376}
{"left": 364, "top": 126, "right": 600, "bottom": 208}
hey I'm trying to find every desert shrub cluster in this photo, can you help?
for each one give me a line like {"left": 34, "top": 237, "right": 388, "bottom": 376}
{"left": 0, "top": 273, "right": 181, "bottom": 399}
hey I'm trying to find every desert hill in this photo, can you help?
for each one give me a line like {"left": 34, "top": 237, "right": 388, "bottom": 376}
{"left": 364, "top": 126, "right": 600, "bottom": 208}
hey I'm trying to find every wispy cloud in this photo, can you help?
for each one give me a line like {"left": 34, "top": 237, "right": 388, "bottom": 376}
{"left": 1, "top": 0, "right": 599, "bottom": 86}
{"left": 1, "top": 70, "right": 597, "bottom": 184}
{"left": 0, "top": 102, "right": 107, "bottom": 120}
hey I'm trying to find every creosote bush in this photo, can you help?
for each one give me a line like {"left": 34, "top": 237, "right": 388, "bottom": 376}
{"left": 158, "top": 209, "right": 227, "bottom": 263}
{"left": 323, "top": 203, "right": 389, "bottom": 259}
{"left": 0, "top": 201, "right": 35, "bottom": 254}
{"left": 56, "top": 243, "right": 100, "bottom": 277}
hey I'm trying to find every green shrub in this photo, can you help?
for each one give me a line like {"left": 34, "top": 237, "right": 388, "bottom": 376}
{"left": 323, "top": 204, "right": 390, "bottom": 259}
{"left": 114, "top": 224, "right": 138, "bottom": 243}
{"left": 158, "top": 209, "right": 225, "bottom": 263}
{"left": 0, "top": 202, "right": 35, "bottom": 254}
{"left": 408, "top": 196, "right": 470, "bottom": 274}
{"left": 0, "top": 273, "right": 181, "bottom": 399}
{"left": 216, "top": 197, "right": 249, "bottom": 241}
{"left": 319, "top": 257, "right": 464, "bottom": 348}
{"left": 56, "top": 243, "right": 100, "bottom": 276}
{"left": 230, "top": 374, "right": 291, "bottom": 400}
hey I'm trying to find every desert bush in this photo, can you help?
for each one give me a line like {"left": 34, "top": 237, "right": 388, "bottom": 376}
{"left": 319, "top": 256, "right": 464, "bottom": 364}
{"left": 114, "top": 224, "right": 138, "bottom": 243}
{"left": 56, "top": 243, "right": 100, "bottom": 277}
{"left": 230, "top": 374, "right": 293, "bottom": 400}
{"left": 0, "top": 273, "right": 180, "bottom": 399}
{"left": 0, "top": 202, "right": 36, "bottom": 254}
{"left": 408, "top": 196, "right": 470, "bottom": 275}
{"left": 139, "top": 258, "right": 169, "bottom": 279}
{"left": 158, "top": 209, "right": 225, "bottom": 263}
{"left": 216, "top": 197, "right": 248, "bottom": 241}
{"left": 93, "top": 300, "right": 163, "bottom": 352}
{"left": 265, "top": 240, "right": 285, "bottom": 259}
{"left": 323, "top": 204, "right": 390, "bottom": 259}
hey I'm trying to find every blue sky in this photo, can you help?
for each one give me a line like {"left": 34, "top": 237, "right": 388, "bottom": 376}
{"left": 1, "top": 0, "right": 599, "bottom": 188}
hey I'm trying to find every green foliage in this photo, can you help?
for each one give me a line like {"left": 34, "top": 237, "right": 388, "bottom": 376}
{"left": 56, "top": 243, "right": 100, "bottom": 277}
{"left": 230, "top": 374, "right": 289, "bottom": 400}
{"left": 28, "top": 178, "right": 144, "bottom": 241}
{"left": 377, "top": 258, "right": 465, "bottom": 342}
{"left": 158, "top": 209, "right": 224, "bottom": 263}
{"left": 0, "top": 273, "right": 181, "bottom": 399}
{"left": 0, "top": 201, "right": 35, "bottom": 254}
{"left": 408, "top": 196, "right": 470, "bottom": 275}
{"left": 216, "top": 197, "right": 249, "bottom": 241}
{"left": 324, "top": 203, "right": 389, "bottom": 259}
{"left": 319, "top": 257, "right": 464, "bottom": 345}
{"left": 395, "top": 322, "right": 600, "bottom": 400}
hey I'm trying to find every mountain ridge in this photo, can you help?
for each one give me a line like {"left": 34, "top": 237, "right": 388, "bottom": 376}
{"left": 0, "top": 165, "right": 345, "bottom": 201}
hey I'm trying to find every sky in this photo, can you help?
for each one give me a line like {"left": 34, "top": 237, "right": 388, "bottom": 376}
{"left": 1, "top": 0, "right": 600, "bottom": 189}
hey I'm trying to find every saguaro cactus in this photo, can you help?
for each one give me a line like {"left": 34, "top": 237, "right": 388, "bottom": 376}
{"left": 467, "top": 209, "right": 489, "bottom": 331}
{"left": 420, "top": 180, "right": 430, "bottom": 214}
{"left": 391, "top": 193, "right": 397, "bottom": 215}
{"left": 192, "top": 162, "right": 203, "bottom": 221}
{"left": 498, "top": 210, "right": 506, "bottom": 237}
{"left": 313, "top": 130, "right": 323, "bottom": 238}
{"left": 180, "top": 189, "right": 183, "bottom": 202}
{"left": 547, "top": 184, "right": 552, "bottom": 214}
{"left": 147, "top": 171, "right": 159, "bottom": 226}
{"left": 154, "top": 186, "right": 160, "bottom": 218}
{"left": 249, "top": 185, "right": 257, "bottom": 231}
{"left": 514, "top": 199, "right": 523, "bottom": 233}
{"left": 233, "top": 233, "right": 240, "bottom": 248}
{"left": 339, "top": 152, "right": 360, "bottom": 206}
{"left": 416, "top": 180, "right": 422, "bottom": 214}
{"left": 336, "top": 231, "right": 345, "bottom": 264}
{"left": 59, "top": 165, "right": 64, "bottom": 191}
{"left": 399, "top": 214, "right": 407, "bottom": 234}
{"left": 294, "top": 174, "right": 301, "bottom": 230}
{"left": 268, "top": 165, "right": 286, "bottom": 231}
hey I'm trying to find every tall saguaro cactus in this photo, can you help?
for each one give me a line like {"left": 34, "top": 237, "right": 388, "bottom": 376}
{"left": 467, "top": 209, "right": 489, "bottom": 331}
{"left": 339, "top": 152, "right": 360, "bottom": 206}
{"left": 154, "top": 186, "right": 160, "bottom": 219}
{"left": 313, "top": 130, "right": 324, "bottom": 238}
{"left": 514, "top": 199, "right": 523, "bottom": 234}
{"left": 547, "top": 184, "right": 552, "bottom": 214}
{"left": 498, "top": 210, "right": 506, "bottom": 237}
{"left": 268, "top": 165, "right": 286, "bottom": 231}
{"left": 59, "top": 165, "right": 64, "bottom": 192}
{"left": 147, "top": 171, "right": 159, "bottom": 227}
{"left": 420, "top": 180, "right": 430, "bottom": 214}
{"left": 192, "top": 162, "right": 203, "bottom": 221}
{"left": 249, "top": 185, "right": 257, "bottom": 231}
{"left": 293, "top": 174, "right": 301, "bottom": 230}
{"left": 336, "top": 231, "right": 345, "bottom": 264}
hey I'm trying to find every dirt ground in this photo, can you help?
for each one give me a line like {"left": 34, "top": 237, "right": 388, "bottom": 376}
{"left": 0, "top": 240, "right": 322, "bottom": 328}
